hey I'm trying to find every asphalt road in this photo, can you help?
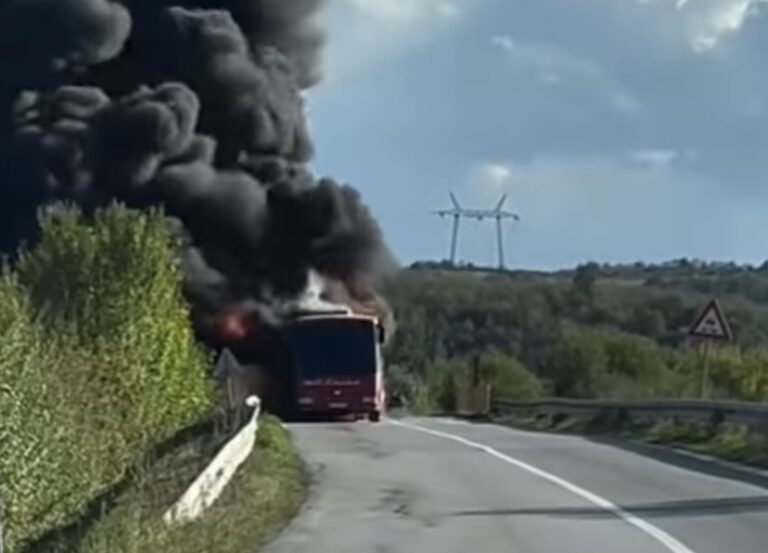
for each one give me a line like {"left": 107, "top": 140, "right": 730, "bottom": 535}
{"left": 263, "top": 417, "right": 768, "bottom": 553}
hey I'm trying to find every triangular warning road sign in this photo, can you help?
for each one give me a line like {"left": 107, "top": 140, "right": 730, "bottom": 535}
{"left": 213, "top": 348, "right": 242, "bottom": 381}
{"left": 688, "top": 299, "right": 732, "bottom": 341}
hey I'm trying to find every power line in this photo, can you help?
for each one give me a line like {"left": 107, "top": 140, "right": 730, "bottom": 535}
{"left": 433, "top": 193, "right": 520, "bottom": 270}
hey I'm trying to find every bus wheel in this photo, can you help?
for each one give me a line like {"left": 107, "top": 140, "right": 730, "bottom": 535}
{"left": 368, "top": 410, "right": 381, "bottom": 423}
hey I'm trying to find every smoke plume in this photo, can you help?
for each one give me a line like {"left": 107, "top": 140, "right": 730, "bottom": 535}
{"left": 0, "top": 0, "right": 394, "bottom": 334}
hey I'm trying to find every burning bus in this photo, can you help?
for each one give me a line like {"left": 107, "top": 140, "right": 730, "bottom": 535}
{"left": 210, "top": 273, "right": 390, "bottom": 422}
{"left": 285, "top": 311, "right": 386, "bottom": 421}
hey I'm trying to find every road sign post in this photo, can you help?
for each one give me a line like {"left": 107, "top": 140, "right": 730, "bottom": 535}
{"left": 700, "top": 339, "right": 711, "bottom": 399}
{"left": 214, "top": 348, "right": 247, "bottom": 423}
{"left": 687, "top": 299, "right": 732, "bottom": 399}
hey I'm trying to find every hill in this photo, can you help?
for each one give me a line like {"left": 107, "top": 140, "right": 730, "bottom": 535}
{"left": 383, "top": 260, "right": 768, "bottom": 407}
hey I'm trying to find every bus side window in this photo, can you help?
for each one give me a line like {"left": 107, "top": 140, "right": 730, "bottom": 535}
{"left": 377, "top": 324, "right": 386, "bottom": 344}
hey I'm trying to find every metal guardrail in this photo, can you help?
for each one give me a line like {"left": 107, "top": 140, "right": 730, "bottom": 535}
{"left": 492, "top": 398, "right": 768, "bottom": 428}
{"left": 163, "top": 396, "right": 262, "bottom": 526}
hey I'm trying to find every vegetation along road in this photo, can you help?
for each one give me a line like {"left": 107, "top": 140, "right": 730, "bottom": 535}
{"left": 266, "top": 417, "right": 768, "bottom": 553}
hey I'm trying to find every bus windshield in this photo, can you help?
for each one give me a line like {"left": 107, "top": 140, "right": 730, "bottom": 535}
{"left": 285, "top": 318, "right": 377, "bottom": 378}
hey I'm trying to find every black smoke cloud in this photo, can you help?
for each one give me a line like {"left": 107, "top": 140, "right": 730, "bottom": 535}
{"left": 0, "top": 0, "right": 394, "bottom": 333}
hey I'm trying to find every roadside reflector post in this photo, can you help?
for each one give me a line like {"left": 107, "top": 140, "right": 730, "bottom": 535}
{"left": 479, "top": 382, "right": 492, "bottom": 417}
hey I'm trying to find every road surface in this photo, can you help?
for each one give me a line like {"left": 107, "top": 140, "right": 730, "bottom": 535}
{"left": 264, "top": 417, "right": 768, "bottom": 553}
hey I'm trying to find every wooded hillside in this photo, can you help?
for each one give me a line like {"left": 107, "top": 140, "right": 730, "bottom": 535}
{"left": 384, "top": 261, "right": 768, "bottom": 409}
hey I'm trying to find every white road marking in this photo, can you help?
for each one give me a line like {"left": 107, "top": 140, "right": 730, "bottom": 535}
{"left": 391, "top": 419, "right": 696, "bottom": 553}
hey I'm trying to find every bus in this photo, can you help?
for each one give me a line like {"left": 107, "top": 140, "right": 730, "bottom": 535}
{"left": 283, "top": 313, "right": 386, "bottom": 422}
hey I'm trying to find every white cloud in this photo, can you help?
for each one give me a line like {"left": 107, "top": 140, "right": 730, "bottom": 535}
{"left": 629, "top": 149, "right": 679, "bottom": 166}
{"left": 348, "top": 0, "right": 462, "bottom": 23}
{"left": 491, "top": 35, "right": 641, "bottom": 111}
{"left": 491, "top": 36, "right": 604, "bottom": 78}
{"left": 319, "top": 0, "right": 467, "bottom": 84}
{"left": 476, "top": 163, "right": 514, "bottom": 186}
{"left": 437, "top": 2, "right": 461, "bottom": 19}
{"left": 469, "top": 163, "right": 514, "bottom": 198}
{"left": 492, "top": 34, "right": 565, "bottom": 85}
{"left": 640, "top": 0, "right": 767, "bottom": 52}
{"left": 491, "top": 34, "right": 516, "bottom": 52}
{"left": 688, "top": 0, "right": 763, "bottom": 52}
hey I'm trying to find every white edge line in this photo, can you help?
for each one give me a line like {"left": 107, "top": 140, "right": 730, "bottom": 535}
{"left": 390, "top": 419, "right": 695, "bottom": 553}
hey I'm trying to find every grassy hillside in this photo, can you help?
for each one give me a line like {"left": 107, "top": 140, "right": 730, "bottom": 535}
{"left": 384, "top": 261, "right": 768, "bottom": 409}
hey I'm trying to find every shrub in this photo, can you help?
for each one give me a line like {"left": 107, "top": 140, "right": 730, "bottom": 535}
{"left": 418, "top": 352, "right": 543, "bottom": 412}
{"left": 545, "top": 326, "right": 684, "bottom": 399}
{"left": 545, "top": 326, "right": 609, "bottom": 397}
{"left": 424, "top": 359, "right": 466, "bottom": 412}
{"left": 479, "top": 351, "right": 543, "bottom": 401}
{"left": 1, "top": 204, "right": 213, "bottom": 551}
{"left": 386, "top": 364, "right": 435, "bottom": 413}
{"left": 17, "top": 204, "right": 213, "bottom": 440}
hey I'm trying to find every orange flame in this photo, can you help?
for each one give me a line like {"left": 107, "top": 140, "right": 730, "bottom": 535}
{"left": 219, "top": 311, "right": 250, "bottom": 342}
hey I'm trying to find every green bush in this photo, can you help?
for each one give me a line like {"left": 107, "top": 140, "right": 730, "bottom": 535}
{"left": 544, "top": 326, "right": 686, "bottom": 399}
{"left": 709, "top": 425, "right": 768, "bottom": 465}
{"left": 386, "top": 364, "right": 435, "bottom": 413}
{"left": 0, "top": 204, "right": 214, "bottom": 551}
{"left": 425, "top": 359, "right": 466, "bottom": 412}
{"left": 255, "top": 414, "right": 292, "bottom": 453}
{"left": 545, "top": 326, "right": 609, "bottom": 397}
{"left": 478, "top": 351, "right": 542, "bottom": 401}
{"left": 416, "top": 352, "right": 543, "bottom": 412}
{"left": 673, "top": 346, "right": 768, "bottom": 401}
{"left": 17, "top": 204, "right": 213, "bottom": 440}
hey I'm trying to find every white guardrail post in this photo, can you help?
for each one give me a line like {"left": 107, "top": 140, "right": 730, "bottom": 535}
{"left": 163, "top": 395, "right": 261, "bottom": 525}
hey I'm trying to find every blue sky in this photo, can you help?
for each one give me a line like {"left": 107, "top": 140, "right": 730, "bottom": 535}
{"left": 308, "top": 0, "right": 768, "bottom": 270}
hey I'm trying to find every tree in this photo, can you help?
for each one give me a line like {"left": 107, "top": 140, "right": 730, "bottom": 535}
{"left": 545, "top": 326, "right": 608, "bottom": 397}
{"left": 572, "top": 261, "right": 600, "bottom": 304}
{"left": 17, "top": 203, "right": 213, "bottom": 439}
{"left": 2, "top": 203, "right": 213, "bottom": 551}
{"left": 570, "top": 262, "right": 600, "bottom": 313}
{"left": 600, "top": 331, "right": 680, "bottom": 398}
{"left": 385, "top": 263, "right": 768, "bottom": 403}
{"left": 628, "top": 306, "right": 667, "bottom": 339}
